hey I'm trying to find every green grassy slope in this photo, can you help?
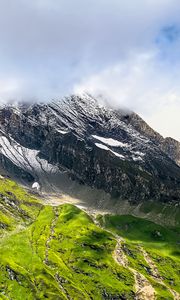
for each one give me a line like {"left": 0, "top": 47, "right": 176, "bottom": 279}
{"left": 0, "top": 178, "right": 134, "bottom": 300}
{"left": 0, "top": 178, "right": 42, "bottom": 235}
{"left": 97, "top": 214, "right": 180, "bottom": 299}
{"left": 0, "top": 178, "right": 180, "bottom": 299}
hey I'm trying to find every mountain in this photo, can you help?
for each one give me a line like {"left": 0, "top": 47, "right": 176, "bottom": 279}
{"left": 0, "top": 94, "right": 179, "bottom": 207}
{"left": 0, "top": 95, "right": 180, "bottom": 299}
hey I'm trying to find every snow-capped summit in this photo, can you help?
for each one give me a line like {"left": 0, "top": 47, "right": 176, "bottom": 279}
{"left": 0, "top": 94, "right": 179, "bottom": 203}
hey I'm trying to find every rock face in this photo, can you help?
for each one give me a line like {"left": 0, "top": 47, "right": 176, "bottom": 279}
{"left": 123, "top": 113, "right": 180, "bottom": 166}
{"left": 161, "top": 137, "right": 180, "bottom": 166}
{"left": 0, "top": 94, "right": 179, "bottom": 203}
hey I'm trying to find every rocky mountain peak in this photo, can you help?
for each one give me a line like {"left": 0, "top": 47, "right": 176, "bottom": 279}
{"left": 0, "top": 94, "right": 179, "bottom": 204}
{"left": 122, "top": 111, "right": 180, "bottom": 166}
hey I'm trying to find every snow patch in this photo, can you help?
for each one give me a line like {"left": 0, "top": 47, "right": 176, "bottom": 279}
{"left": 0, "top": 135, "right": 59, "bottom": 175}
{"left": 132, "top": 156, "right": 143, "bottom": 161}
{"left": 92, "top": 135, "right": 129, "bottom": 147}
{"left": 95, "top": 143, "right": 125, "bottom": 159}
{"left": 95, "top": 143, "right": 110, "bottom": 151}
{"left": 133, "top": 151, "right": 145, "bottom": 157}
{"left": 111, "top": 151, "right": 125, "bottom": 159}
{"left": 57, "top": 129, "right": 68, "bottom": 135}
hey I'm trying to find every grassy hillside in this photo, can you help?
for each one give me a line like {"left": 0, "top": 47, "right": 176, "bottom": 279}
{"left": 97, "top": 214, "right": 180, "bottom": 299}
{"left": 0, "top": 178, "right": 134, "bottom": 299}
{"left": 0, "top": 177, "right": 180, "bottom": 299}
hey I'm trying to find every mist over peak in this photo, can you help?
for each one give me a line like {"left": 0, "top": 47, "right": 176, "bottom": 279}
{"left": 0, "top": 0, "right": 180, "bottom": 139}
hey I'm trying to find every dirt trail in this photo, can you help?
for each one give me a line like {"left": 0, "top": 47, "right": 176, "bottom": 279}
{"left": 132, "top": 270, "right": 155, "bottom": 300}
{"left": 44, "top": 207, "right": 59, "bottom": 265}
{"left": 141, "top": 248, "right": 180, "bottom": 300}
{"left": 113, "top": 238, "right": 128, "bottom": 268}
{"left": 141, "top": 248, "right": 162, "bottom": 280}
{"left": 113, "top": 237, "right": 156, "bottom": 300}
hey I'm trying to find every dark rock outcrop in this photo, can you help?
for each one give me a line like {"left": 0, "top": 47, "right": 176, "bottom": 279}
{"left": 0, "top": 94, "right": 179, "bottom": 203}
{"left": 122, "top": 112, "right": 180, "bottom": 166}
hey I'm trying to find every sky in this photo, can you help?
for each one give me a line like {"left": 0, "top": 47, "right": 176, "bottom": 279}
{"left": 0, "top": 0, "right": 180, "bottom": 140}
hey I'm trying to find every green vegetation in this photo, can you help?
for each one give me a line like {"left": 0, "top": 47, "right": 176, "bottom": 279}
{"left": 140, "top": 201, "right": 180, "bottom": 227}
{"left": 0, "top": 177, "right": 180, "bottom": 299}
{"left": 0, "top": 178, "right": 134, "bottom": 299}
{"left": 0, "top": 178, "right": 41, "bottom": 235}
{"left": 97, "top": 214, "right": 180, "bottom": 299}
{"left": 97, "top": 214, "right": 180, "bottom": 250}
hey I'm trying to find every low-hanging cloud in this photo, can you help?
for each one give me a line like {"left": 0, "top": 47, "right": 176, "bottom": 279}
{"left": 74, "top": 49, "right": 180, "bottom": 141}
{"left": 0, "top": 0, "right": 180, "bottom": 139}
{"left": 74, "top": 50, "right": 180, "bottom": 115}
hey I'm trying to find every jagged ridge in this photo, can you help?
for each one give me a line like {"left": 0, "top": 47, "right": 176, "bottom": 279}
{"left": 0, "top": 94, "right": 179, "bottom": 204}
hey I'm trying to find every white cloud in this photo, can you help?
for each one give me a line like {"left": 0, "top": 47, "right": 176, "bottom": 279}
{"left": 0, "top": 0, "right": 180, "bottom": 139}
{"left": 0, "top": 78, "right": 24, "bottom": 103}
{"left": 74, "top": 50, "right": 180, "bottom": 141}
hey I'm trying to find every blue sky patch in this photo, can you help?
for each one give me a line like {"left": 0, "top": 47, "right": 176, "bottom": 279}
{"left": 156, "top": 24, "right": 180, "bottom": 44}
